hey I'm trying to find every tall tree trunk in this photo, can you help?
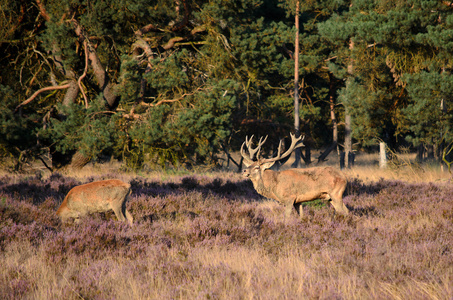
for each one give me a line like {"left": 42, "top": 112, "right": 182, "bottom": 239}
{"left": 317, "top": 73, "right": 338, "bottom": 164}
{"left": 344, "top": 112, "right": 352, "bottom": 167}
{"left": 344, "top": 38, "right": 354, "bottom": 168}
{"left": 292, "top": 0, "right": 301, "bottom": 168}
{"left": 303, "top": 119, "right": 311, "bottom": 166}
{"left": 329, "top": 72, "right": 338, "bottom": 153}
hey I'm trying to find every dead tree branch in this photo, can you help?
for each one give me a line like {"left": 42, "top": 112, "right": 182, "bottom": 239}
{"left": 78, "top": 40, "right": 89, "bottom": 108}
{"left": 15, "top": 83, "right": 70, "bottom": 112}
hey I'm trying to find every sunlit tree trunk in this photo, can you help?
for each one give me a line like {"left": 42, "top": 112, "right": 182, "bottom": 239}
{"left": 293, "top": 0, "right": 301, "bottom": 168}
{"left": 329, "top": 73, "right": 338, "bottom": 153}
{"left": 344, "top": 38, "right": 354, "bottom": 168}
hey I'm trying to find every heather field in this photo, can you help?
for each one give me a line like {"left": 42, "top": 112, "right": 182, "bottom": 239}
{"left": 1, "top": 168, "right": 453, "bottom": 299}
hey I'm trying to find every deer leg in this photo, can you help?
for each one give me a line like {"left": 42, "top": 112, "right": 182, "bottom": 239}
{"left": 330, "top": 181, "right": 349, "bottom": 215}
{"left": 112, "top": 206, "right": 127, "bottom": 222}
{"left": 125, "top": 210, "right": 133, "bottom": 225}
{"left": 122, "top": 203, "right": 134, "bottom": 225}
{"left": 284, "top": 203, "right": 294, "bottom": 219}
{"left": 330, "top": 197, "right": 349, "bottom": 215}
{"left": 293, "top": 202, "right": 304, "bottom": 218}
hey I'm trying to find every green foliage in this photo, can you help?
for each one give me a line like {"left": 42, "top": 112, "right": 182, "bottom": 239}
{"left": 40, "top": 22, "right": 79, "bottom": 68}
{"left": 338, "top": 79, "right": 393, "bottom": 145}
{"left": 145, "top": 51, "right": 190, "bottom": 91}
{"left": 38, "top": 100, "right": 117, "bottom": 159}
{"left": 126, "top": 79, "right": 239, "bottom": 168}
{"left": 2, "top": 0, "right": 453, "bottom": 169}
{"left": 0, "top": 85, "right": 40, "bottom": 159}
{"left": 401, "top": 72, "right": 453, "bottom": 146}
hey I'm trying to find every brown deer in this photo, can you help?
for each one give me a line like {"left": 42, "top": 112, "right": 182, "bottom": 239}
{"left": 241, "top": 133, "right": 349, "bottom": 218}
{"left": 56, "top": 179, "right": 133, "bottom": 224}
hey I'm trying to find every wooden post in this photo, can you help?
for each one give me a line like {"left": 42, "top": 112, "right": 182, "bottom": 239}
{"left": 379, "top": 142, "right": 387, "bottom": 169}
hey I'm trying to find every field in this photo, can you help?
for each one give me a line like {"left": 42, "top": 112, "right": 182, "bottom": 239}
{"left": 1, "top": 156, "right": 453, "bottom": 299}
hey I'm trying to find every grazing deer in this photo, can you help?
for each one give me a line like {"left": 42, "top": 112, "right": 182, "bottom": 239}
{"left": 56, "top": 179, "right": 133, "bottom": 224}
{"left": 241, "top": 133, "right": 349, "bottom": 218}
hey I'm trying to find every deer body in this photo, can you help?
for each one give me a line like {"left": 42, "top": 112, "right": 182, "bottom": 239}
{"left": 56, "top": 179, "right": 133, "bottom": 224}
{"left": 241, "top": 134, "right": 349, "bottom": 217}
{"left": 245, "top": 166, "right": 348, "bottom": 217}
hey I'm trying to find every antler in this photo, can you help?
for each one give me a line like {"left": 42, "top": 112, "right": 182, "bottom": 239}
{"left": 241, "top": 135, "right": 268, "bottom": 166}
{"left": 260, "top": 133, "right": 304, "bottom": 164}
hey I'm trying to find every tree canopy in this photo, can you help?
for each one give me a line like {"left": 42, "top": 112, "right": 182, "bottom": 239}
{"left": 1, "top": 0, "right": 452, "bottom": 171}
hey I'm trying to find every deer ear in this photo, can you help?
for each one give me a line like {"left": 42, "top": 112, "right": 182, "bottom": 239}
{"left": 261, "top": 161, "right": 275, "bottom": 170}
{"left": 243, "top": 160, "right": 253, "bottom": 167}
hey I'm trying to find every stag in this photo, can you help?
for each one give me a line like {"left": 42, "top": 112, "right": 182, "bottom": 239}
{"left": 241, "top": 133, "right": 349, "bottom": 218}
{"left": 56, "top": 179, "right": 133, "bottom": 224}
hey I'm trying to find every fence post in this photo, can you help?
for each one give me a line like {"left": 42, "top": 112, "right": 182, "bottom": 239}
{"left": 379, "top": 142, "right": 387, "bottom": 169}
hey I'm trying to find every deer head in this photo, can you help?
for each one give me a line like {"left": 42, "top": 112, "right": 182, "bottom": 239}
{"left": 241, "top": 133, "right": 304, "bottom": 180}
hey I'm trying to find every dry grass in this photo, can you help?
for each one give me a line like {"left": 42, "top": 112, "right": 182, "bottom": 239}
{"left": 347, "top": 153, "right": 451, "bottom": 183}
{"left": 6, "top": 150, "right": 450, "bottom": 184}
{"left": 342, "top": 164, "right": 451, "bottom": 183}
{"left": 1, "top": 152, "right": 452, "bottom": 299}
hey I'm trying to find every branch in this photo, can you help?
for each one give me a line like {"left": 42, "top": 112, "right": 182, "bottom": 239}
{"left": 220, "top": 143, "right": 242, "bottom": 171}
{"left": 282, "top": 44, "right": 294, "bottom": 59}
{"left": 15, "top": 83, "right": 70, "bottom": 112}
{"left": 367, "top": 43, "right": 380, "bottom": 48}
{"left": 317, "top": 142, "right": 337, "bottom": 164}
{"left": 78, "top": 40, "right": 89, "bottom": 108}
{"left": 163, "top": 37, "right": 185, "bottom": 50}
{"left": 37, "top": 155, "right": 53, "bottom": 172}
{"left": 145, "top": 88, "right": 202, "bottom": 107}
{"left": 135, "top": 24, "right": 164, "bottom": 36}
{"left": 71, "top": 18, "right": 118, "bottom": 109}
{"left": 4, "top": 3, "right": 26, "bottom": 39}
{"left": 325, "top": 56, "right": 337, "bottom": 62}
{"left": 144, "top": 98, "right": 181, "bottom": 107}
{"left": 171, "top": 0, "right": 190, "bottom": 32}
{"left": 132, "top": 37, "right": 155, "bottom": 59}
{"left": 36, "top": 0, "right": 51, "bottom": 22}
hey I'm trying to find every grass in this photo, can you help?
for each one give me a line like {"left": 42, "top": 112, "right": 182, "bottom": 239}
{"left": 0, "top": 153, "right": 452, "bottom": 299}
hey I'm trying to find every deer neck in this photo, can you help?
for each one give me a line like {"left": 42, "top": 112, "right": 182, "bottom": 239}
{"left": 252, "top": 169, "right": 276, "bottom": 198}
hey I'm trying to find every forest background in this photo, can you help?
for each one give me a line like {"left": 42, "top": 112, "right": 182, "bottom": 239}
{"left": 1, "top": 0, "right": 453, "bottom": 172}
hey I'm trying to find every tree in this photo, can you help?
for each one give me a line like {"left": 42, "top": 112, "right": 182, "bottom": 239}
{"left": 319, "top": 0, "right": 453, "bottom": 166}
{"left": 402, "top": 72, "right": 453, "bottom": 158}
{"left": 293, "top": 0, "right": 301, "bottom": 167}
{"left": 2, "top": 0, "right": 452, "bottom": 172}
{"left": 1, "top": 0, "right": 297, "bottom": 170}
{"left": 279, "top": 0, "right": 353, "bottom": 167}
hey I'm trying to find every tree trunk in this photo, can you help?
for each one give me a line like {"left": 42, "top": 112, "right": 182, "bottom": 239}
{"left": 329, "top": 72, "right": 339, "bottom": 154}
{"left": 417, "top": 143, "right": 425, "bottom": 162}
{"left": 50, "top": 146, "right": 75, "bottom": 170}
{"left": 344, "top": 112, "right": 352, "bottom": 168}
{"left": 344, "top": 38, "right": 354, "bottom": 168}
{"left": 317, "top": 142, "right": 337, "bottom": 165}
{"left": 317, "top": 73, "right": 339, "bottom": 164}
{"left": 292, "top": 0, "right": 302, "bottom": 168}
{"left": 69, "top": 151, "right": 92, "bottom": 170}
{"left": 303, "top": 120, "right": 311, "bottom": 166}
{"left": 72, "top": 19, "right": 119, "bottom": 110}
{"left": 62, "top": 80, "right": 80, "bottom": 106}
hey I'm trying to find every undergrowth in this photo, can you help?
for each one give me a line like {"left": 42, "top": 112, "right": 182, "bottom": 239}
{"left": 0, "top": 172, "right": 452, "bottom": 299}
